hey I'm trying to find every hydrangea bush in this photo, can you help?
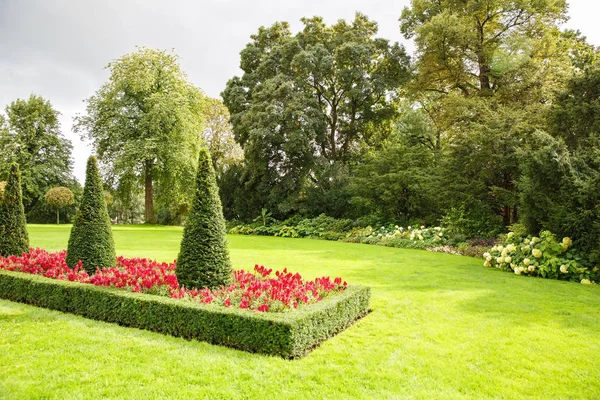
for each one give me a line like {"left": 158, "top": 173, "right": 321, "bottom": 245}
{"left": 483, "top": 230, "right": 599, "bottom": 284}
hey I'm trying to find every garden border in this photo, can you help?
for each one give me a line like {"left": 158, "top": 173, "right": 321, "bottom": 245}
{"left": 0, "top": 270, "right": 370, "bottom": 358}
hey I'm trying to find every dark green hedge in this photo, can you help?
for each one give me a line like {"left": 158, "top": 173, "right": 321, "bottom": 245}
{"left": 0, "top": 270, "right": 370, "bottom": 358}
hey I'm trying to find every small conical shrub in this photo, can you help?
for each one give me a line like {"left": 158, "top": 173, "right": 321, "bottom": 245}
{"left": 0, "top": 163, "right": 29, "bottom": 257}
{"left": 176, "top": 147, "right": 232, "bottom": 289}
{"left": 66, "top": 156, "right": 116, "bottom": 274}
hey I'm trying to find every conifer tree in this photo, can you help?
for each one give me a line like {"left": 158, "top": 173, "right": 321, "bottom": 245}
{"left": 66, "top": 156, "right": 116, "bottom": 274}
{"left": 176, "top": 147, "right": 232, "bottom": 289}
{"left": 0, "top": 163, "right": 29, "bottom": 257}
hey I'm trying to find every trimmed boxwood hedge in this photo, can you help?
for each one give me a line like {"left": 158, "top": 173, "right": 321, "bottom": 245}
{"left": 0, "top": 270, "right": 370, "bottom": 358}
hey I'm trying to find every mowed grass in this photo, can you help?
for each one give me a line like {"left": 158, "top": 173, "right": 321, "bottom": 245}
{"left": 1, "top": 225, "right": 599, "bottom": 399}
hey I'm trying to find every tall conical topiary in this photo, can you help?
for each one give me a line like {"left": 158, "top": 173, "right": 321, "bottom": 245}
{"left": 66, "top": 156, "right": 116, "bottom": 274}
{"left": 0, "top": 163, "right": 29, "bottom": 257}
{"left": 176, "top": 147, "right": 232, "bottom": 289}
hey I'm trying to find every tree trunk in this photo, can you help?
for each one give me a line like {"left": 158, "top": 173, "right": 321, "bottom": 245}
{"left": 479, "top": 62, "right": 492, "bottom": 91}
{"left": 56, "top": 209, "right": 60, "bottom": 225}
{"left": 144, "top": 160, "right": 154, "bottom": 224}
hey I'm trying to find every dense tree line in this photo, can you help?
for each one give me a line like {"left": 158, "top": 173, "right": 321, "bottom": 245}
{"left": 2, "top": 2, "right": 600, "bottom": 260}
{"left": 219, "top": 4, "right": 600, "bottom": 253}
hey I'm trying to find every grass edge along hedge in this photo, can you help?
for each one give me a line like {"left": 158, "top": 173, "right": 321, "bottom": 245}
{"left": 0, "top": 270, "right": 370, "bottom": 358}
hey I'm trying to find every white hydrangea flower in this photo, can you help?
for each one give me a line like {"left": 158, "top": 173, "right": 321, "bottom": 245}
{"left": 486, "top": 256, "right": 493, "bottom": 262}
{"left": 560, "top": 265, "right": 568, "bottom": 274}
{"left": 504, "top": 256, "right": 512, "bottom": 264}
{"left": 528, "top": 265, "right": 535, "bottom": 272}
{"left": 507, "top": 232, "right": 514, "bottom": 238}
{"left": 484, "top": 260, "right": 491, "bottom": 267}
{"left": 581, "top": 279, "right": 591, "bottom": 285}
{"left": 506, "top": 244, "right": 517, "bottom": 253}
{"left": 532, "top": 249, "right": 542, "bottom": 258}
{"left": 523, "top": 258, "right": 531, "bottom": 266}
{"left": 497, "top": 257, "right": 504, "bottom": 264}
{"left": 483, "top": 252, "right": 491, "bottom": 258}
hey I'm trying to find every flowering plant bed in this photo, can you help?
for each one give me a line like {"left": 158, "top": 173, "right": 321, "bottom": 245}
{"left": 0, "top": 249, "right": 370, "bottom": 358}
{"left": 0, "top": 249, "right": 348, "bottom": 312}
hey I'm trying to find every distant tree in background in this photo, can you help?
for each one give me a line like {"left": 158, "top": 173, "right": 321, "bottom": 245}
{"left": 0, "top": 95, "right": 75, "bottom": 214}
{"left": 201, "top": 97, "right": 243, "bottom": 177}
{"left": 66, "top": 156, "right": 116, "bottom": 274}
{"left": 176, "top": 147, "right": 231, "bottom": 290}
{"left": 0, "top": 164, "right": 29, "bottom": 257}
{"left": 44, "top": 187, "right": 75, "bottom": 224}
{"left": 75, "top": 47, "right": 205, "bottom": 224}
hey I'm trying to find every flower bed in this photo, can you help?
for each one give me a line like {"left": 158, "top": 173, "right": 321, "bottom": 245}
{"left": 0, "top": 249, "right": 347, "bottom": 313}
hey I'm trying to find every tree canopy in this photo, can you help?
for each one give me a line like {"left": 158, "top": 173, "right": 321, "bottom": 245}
{"left": 74, "top": 47, "right": 206, "bottom": 224}
{"left": 0, "top": 95, "right": 74, "bottom": 213}
{"left": 222, "top": 13, "right": 411, "bottom": 217}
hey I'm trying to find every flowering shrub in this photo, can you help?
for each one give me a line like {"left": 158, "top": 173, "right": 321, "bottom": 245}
{"left": 343, "top": 225, "right": 448, "bottom": 248}
{"left": 483, "top": 231, "right": 599, "bottom": 284}
{"left": 0, "top": 248, "right": 347, "bottom": 312}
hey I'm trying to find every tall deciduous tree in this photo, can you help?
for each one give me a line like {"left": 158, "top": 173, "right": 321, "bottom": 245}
{"left": 0, "top": 95, "right": 74, "bottom": 213}
{"left": 398, "top": 0, "right": 587, "bottom": 227}
{"left": 222, "top": 13, "right": 411, "bottom": 217}
{"left": 400, "top": 0, "right": 568, "bottom": 95}
{"left": 74, "top": 47, "right": 205, "bottom": 224}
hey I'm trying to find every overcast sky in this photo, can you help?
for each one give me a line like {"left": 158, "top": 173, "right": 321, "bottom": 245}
{"left": 1, "top": 0, "right": 599, "bottom": 182}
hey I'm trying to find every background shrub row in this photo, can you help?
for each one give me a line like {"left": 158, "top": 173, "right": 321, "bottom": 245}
{"left": 0, "top": 270, "right": 370, "bottom": 358}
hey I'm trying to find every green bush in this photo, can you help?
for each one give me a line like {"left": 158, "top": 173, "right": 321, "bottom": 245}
{"left": 274, "top": 225, "right": 299, "bottom": 238}
{"left": 176, "top": 148, "right": 232, "bottom": 290}
{"left": 66, "top": 156, "right": 116, "bottom": 274}
{"left": 0, "top": 164, "right": 29, "bottom": 257}
{"left": 0, "top": 270, "right": 370, "bottom": 358}
{"left": 295, "top": 214, "right": 353, "bottom": 238}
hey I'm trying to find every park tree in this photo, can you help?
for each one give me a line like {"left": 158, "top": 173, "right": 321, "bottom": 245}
{"left": 176, "top": 147, "right": 231, "bottom": 290}
{"left": 397, "top": 0, "right": 592, "bottom": 228}
{"left": 0, "top": 164, "right": 29, "bottom": 257}
{"left": 44, "top": 187, "right": 75, "bottom": 224}
{"left": 0, "top": 95, "right": 74, "bottom": 213}
{"left": 222, "top": 13, "right": 411, "bottom": 218}
{"left": 201, "top": 97, "right": 243, "bottom": 176}
{"left": 74, "top": 47, "right": 205, "bottom": 224}
{"left": 400, "top": 0, "right": 568, "bottom": 96}
{"left": 66, "top": 156, "right": 116, "bottom": 274}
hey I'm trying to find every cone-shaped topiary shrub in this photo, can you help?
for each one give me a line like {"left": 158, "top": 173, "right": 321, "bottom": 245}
{"left": 66, "top": 156, "right": 116, "bottom": 274}
{"left": 176, "top": 147, "right": 232, "bottom": 289}
{"left": 0, "top": 163, "right": 29, "bottom": 257}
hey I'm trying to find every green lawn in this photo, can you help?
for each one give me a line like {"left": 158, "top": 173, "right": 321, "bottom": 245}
{"left": 1, "top": 225, "right": 599, "bottom": 399}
